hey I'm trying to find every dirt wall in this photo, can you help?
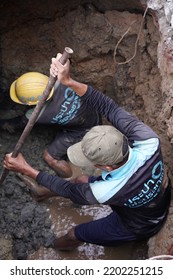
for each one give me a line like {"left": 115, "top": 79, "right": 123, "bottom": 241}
{"left": 1, "top": 1, "right": 171, "bottom": 170}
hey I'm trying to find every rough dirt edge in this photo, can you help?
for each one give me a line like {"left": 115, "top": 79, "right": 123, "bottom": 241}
{"left": 147, "top": 0, "right": 173, "bottom": 257}
{"left": 148, "top": 199, "right": 173, "bottom": 257}
{"left": 0, "top": 234, "right": 13, "bottom": 259}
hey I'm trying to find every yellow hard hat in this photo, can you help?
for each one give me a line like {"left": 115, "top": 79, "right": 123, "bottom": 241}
{"left": 10, "top": 72, "right": 54, "bottom": 105}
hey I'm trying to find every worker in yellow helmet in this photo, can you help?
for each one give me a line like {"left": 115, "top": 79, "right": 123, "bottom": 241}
{"left": 0, "top": 71, "right": 101, "bottom": 183}
{"left": 10, "top": 72, "right": 54, "bottom": 105}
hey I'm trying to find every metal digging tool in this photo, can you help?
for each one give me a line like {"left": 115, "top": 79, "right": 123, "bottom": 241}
{"left": 0, "top": 47, "right": 73, "bottom": 185}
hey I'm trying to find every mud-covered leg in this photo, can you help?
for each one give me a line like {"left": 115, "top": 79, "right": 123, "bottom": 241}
{"left": 43, "top": 150, "right": 72, "bottom": 178}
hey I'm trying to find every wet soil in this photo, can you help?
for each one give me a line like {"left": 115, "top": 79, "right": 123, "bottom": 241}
{"left": 0, "top": 120, "right": 148, "bottom": 260}
{"left": 28, "top": 195, "right": 148, "bottom": 260}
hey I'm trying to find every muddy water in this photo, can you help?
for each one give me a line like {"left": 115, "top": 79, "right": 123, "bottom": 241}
{"left": 28, "top": 198, "right": 135, "bottom": 260}
{"left": 0, "top": 116, "right": 147, "bottom": 260}
{"left": 28, "top": 164, "right": 147, "bottom": 260}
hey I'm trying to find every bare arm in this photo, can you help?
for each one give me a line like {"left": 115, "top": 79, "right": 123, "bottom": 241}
{"left": 50, "top": 53, "right": 88, "bottom": 96}
{"left": 4, "top": 153, "right": 39, "bottom": 179}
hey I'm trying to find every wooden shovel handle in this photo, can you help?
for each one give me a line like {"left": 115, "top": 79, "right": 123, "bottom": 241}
{"left": 0, "top": 47, "right": 74, "bottom": 184}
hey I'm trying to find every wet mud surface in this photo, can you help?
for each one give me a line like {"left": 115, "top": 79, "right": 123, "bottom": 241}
{"left": 28, "top": 196, "right": 148, "bottom": 260}
{"left": 0, "top": 122, "right": 148, "bottom": 260}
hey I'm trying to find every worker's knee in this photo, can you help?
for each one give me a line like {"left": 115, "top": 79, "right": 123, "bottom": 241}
{"left": 43, "top": 149, "right": 52, "bottom": 163}
{"left": 43, "top": 149, "right": 72, "bottom": 178}
{"left": 43, "top": 149, "right": 56, "bottom": 166}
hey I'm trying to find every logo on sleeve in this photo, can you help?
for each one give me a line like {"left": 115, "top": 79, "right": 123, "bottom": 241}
{"left": 124, "top": 161, "right": 164, "bottom": 208}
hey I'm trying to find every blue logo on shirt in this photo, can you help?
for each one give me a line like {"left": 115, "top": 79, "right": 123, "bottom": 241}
{"left": 124, "top": 161, "right": 163, "bottom": 208}
{"left": 51, "top": 88, "right": 81, "bottom": 124}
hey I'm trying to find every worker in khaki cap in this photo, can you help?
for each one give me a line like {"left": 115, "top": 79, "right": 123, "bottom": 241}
{"left": 4, "top": 53, "right": 171, "bottom": 251}
{"left": 1, "top": 71, "right": 101, "bottom": 179}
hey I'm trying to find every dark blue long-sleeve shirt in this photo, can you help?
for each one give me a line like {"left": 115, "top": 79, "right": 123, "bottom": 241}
{"left": 36, "top": 86, "right": 171, "bottom": 237}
